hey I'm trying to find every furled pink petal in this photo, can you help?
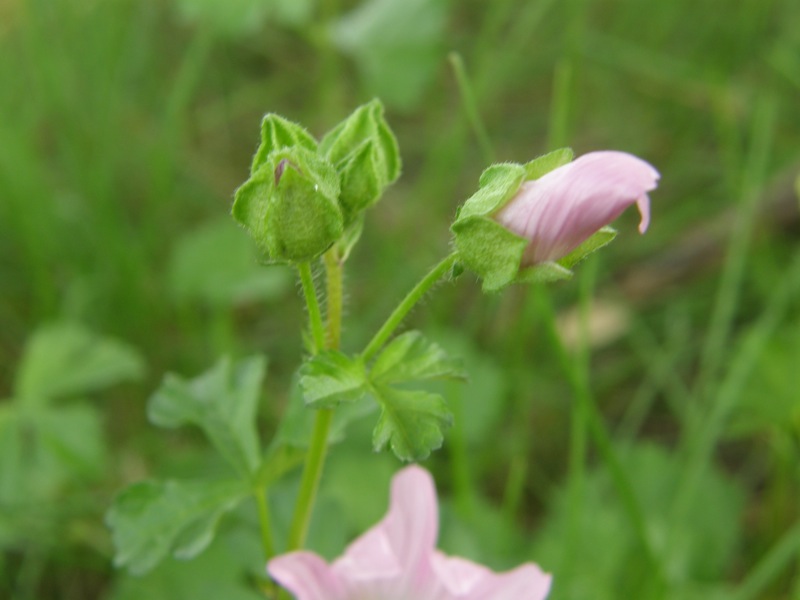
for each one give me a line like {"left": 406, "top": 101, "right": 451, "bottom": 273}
{"left": 494, "top": 151, "right": 659, "bottom": 265}
{"left": 268, "top": 551, "right": 347, "bottom": 600}
{"left": 333, "top": 465, "right": 440, "bottom": 596}
{"left": 268, "top": 466, "right": 551, "bottom": 600}
{"left": 432, "top": 553, "right": 552, "bottom": 600}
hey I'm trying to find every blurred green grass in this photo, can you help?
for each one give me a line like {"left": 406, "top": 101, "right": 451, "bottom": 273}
{"left": 1, "top": 0, "right": 799, "bottom": 598}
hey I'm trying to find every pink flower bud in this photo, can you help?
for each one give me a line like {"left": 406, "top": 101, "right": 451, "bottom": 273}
{"left": 494, "top": 151, "right": 659, "bottom": 266}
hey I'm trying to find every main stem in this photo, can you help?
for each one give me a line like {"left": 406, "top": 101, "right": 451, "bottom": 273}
{"left": 287, "top": 249, "right": 343, "bottom": 551}
{"left": 361, "top": 252, "right": 458, "bottom": 362}
{"left": 255, "top": 262, "right": 324, "bottom": 569}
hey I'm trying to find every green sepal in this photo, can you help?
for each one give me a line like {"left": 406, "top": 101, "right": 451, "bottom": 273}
{"left": 515, "top": 226, "right": 618, "bottom": 284}
{"left": 299, "top": 351, "right": 368, "bottom": 409}
{"left": 558, "top": 225, "right": 617, "bottom": 269}
{"left": 451, "top": 216, "right": 529, "bottom": 292}
{"left": 320, "top": 99, "right": 401, "bottom": 218}
{"left": 516, "top": 261, "right": 574, "bottom": 285}
{"left": 233, "top": 146, "right": 344, "bottom": 263}
{"left": 454, "top": 163, "right": 526, "bottom": 221}
{"left": 371, "top": 386, "right": 452, "bottom": 462}
{"left": 250, "top": 114, "right": 318, "bottom": 175}
{"left": 335, "top": 214, "right": 365, "bottom": 262}
{"left": 523, "top": 147, "right": 574, "bottom": 180}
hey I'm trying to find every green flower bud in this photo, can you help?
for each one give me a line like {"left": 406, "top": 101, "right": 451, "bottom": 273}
{"left": 250, "top": 114, "right": 318, "bottom": 176}
{"left": 233, "top": 146, "right": 344, "bottom": 263}
{"left": 319, "top": 99, "right": 401, "bottom": 220}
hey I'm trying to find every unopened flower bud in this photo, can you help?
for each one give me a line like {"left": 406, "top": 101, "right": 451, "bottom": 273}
{"left": 319, "top": 99, "right": 401, "bottom": 221}
{"left": 452, "top": 150, "right": 659, "bottom": 291}
{"left": 233, "top": 147, "right": 343, "bottom": 263}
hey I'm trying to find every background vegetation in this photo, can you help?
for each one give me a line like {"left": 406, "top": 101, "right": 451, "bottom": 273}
{"left": 1, "top": 0, "right": 799, "bottom": 598}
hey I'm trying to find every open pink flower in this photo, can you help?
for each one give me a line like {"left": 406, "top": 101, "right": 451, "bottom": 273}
{"left": 268, "top": 466, "right": 552, "bottom": 600}
{"left": 494, "top": 151, "right": 659, "bottom": 266}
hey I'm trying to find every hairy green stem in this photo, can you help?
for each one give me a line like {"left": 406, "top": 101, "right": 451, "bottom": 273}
{"left": 287, "top": 249, "right": 343, "bottom": 552}
{"left": 287, "top": 408, "right": 334, "bottom": 550}
{"left": 324, "top": 247, "right": 343, "bottom": 349}
{"left": 297, "top": 261, "right": 326, "bottom": 354}
{"left": 361, "top": 253, "right": 458, "bottom": 362}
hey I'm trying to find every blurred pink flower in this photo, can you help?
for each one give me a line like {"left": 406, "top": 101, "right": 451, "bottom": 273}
{"left": 495, "top": 151, "right": 659, "bottom": 266}
{"left": 268, "top": 465, "right": 552, "bottom": 600}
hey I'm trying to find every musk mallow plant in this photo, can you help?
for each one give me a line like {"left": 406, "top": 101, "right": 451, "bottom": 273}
{"left": 106, "top": 99, "right": 658, "bottom": 598}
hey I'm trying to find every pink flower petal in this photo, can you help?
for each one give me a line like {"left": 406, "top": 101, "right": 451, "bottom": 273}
{"left": 268, "top": 551, "right": 346, "bottom": 600}
{"left": 331, "top": 465, "right": 440, "bottom": 597}
{"left": 495, "top": 151, "right": 659, "bottom": 265}
{"left": 268, "top": 466, "right": 552, "bottom": 600}
{"left": 432, "top": 553, "right": 552, "bottom": 600}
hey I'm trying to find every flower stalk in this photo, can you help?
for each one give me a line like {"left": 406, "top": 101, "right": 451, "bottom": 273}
{"left": 361, "top": 252, "right": 458, "bottom": 362}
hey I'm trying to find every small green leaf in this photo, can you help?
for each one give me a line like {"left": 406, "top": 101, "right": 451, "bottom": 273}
{"left": 370, "top": 331, "right": 465, "bottom": 385}
{"left": 14, "top": 322, "right": 145, "bottom": 405}
{"left": 523, "top": 148, "right": 574, "bottom": 180}
{"left": 299, "top": 351, "right": 368, "bottom": 408}
{"left": 148, "top": 356, "right": 265, "bottom": 479}
{"left": 451, "top": 216, "right": 529, "bottom": 292}
{"left": 371, "top": 386, "right": 452, "bottom": 461}
{"left": 107, "top": 479, "right": 249, "bottom": 575}
{"left": 455, "top": 163, "right": 526, "bottom": 221}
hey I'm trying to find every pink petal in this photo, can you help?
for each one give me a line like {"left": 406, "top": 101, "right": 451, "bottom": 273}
{"left": 381, "top": 465, "right": 439, "bottom": 571}
{"left": 495, "top": 150, "right": 659, "bottom": 265}
{"left": 268, "top": 551, "right": 346, "bottom": 600}
{"left": 432, "top": 552, "right": 552, "bottom": 600}
{"left": 331, "top": 465, "right": 440, "bottom": 596}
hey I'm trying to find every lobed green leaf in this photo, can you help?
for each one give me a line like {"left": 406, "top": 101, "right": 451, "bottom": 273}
{"left": 371, "top": 386, "right": 452, "bottom": 461}
{"left": 107, "top": 479, "right": 249, "bottom": 575}
{"left": 148, "top": 356, "right": 265, "bottom": 480}
{"left": 370, "top": 330, "right": 465, "bottom": 385}
{"left": 299, "top": 351, "right": 369, "bottom": 409}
